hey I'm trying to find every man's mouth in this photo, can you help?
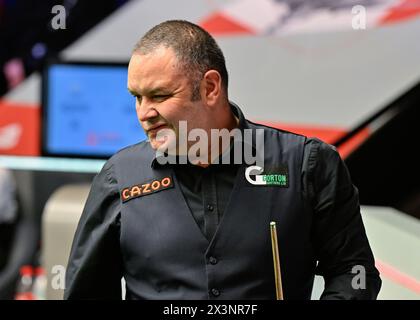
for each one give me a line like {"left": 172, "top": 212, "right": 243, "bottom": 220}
{"left": 147, "top": 124, "right": 169, "bottom": 135}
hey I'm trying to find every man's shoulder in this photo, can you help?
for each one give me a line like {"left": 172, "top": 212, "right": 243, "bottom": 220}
{"left": 301, "top": 137, "right": 343, "bottom": 179}
{"left": 246, "top": 119, "right": 307, "bottom": 141}
{"left": 245, "top": 119, "right": 308, "bottom": 155}
{"left": 303, "top": 137, "right": 339, "bottom": 158}
{"left": 106, "top": 140, "right": 154, "bottom": 168}
{"left": 247, "top": 120, "right": 337, "bottom": 151}
{"left": 246, "top": 120, "right": 340, "bottom": 162}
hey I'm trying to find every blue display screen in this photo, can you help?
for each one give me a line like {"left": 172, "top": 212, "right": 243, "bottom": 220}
{"left": 44, "top": 64, "right": 146, "bottom": 158}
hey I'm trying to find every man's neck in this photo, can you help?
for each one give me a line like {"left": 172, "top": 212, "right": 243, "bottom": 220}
{"left": 197, "top": 106, "right": 239, "bottom": 168}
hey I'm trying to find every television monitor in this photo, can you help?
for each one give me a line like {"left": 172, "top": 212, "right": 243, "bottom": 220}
{"left": 42, "top": 61, "right": 146, "bottom": 158}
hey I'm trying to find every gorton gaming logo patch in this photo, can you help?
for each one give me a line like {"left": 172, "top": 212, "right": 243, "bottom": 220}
{"left": 121, "top": 176, "right": 174, "bottom": 203}
{"left": 245, "top": 165, "right": 289, "bottom": 187}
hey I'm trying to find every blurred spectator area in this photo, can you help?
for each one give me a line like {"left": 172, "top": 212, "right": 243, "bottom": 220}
{"left": 0, "top": 0, "right": 129, "bottom": 97}
{"left": 0, "top": 0, "right": 129, "bottom": 298}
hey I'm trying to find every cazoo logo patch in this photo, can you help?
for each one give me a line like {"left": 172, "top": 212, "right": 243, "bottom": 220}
{"left": 121, "top": 176, "right": 174, "bottom": 202}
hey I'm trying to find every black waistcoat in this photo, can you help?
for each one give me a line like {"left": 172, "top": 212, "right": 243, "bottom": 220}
{"left": 113, "top": 114, "right": 315, "bottom": 300}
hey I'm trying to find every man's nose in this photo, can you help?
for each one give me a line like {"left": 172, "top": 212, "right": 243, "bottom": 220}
{"left": 136, "top": 98, "right": 159, "bottom": 122}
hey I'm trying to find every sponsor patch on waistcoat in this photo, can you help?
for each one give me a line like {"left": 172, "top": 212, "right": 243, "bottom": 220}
{"left": 120, "top": 176, "right": 174, "bottom": 202}
{"left": 245, "top": 165, "right": 289, "bottom": 187}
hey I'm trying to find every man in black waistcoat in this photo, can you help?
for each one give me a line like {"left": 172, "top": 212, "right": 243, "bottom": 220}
{"left": 64, "top": 20, "right": 381, "bottom": 300}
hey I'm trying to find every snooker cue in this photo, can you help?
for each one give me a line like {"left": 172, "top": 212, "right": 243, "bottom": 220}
{"left": 270, "top": 221, "right": 284, "bottom": 300}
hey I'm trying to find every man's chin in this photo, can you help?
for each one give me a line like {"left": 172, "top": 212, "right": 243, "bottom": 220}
{"left": 149, "top": 138, "right": 175, "bottom": 153}
{"left": 149, "top": 128, "right": 177, "bottom": 152}
{"left": 149, "top": 139, "right": 165, "bottom": 151}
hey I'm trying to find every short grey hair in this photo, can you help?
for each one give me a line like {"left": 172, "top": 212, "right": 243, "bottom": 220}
{"left": 133, "top": 20, "right": 228, "bottom": 101}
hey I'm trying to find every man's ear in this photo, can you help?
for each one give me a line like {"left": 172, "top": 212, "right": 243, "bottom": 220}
{"left": 201, "top": 70, "right": 222, "bottom": 106}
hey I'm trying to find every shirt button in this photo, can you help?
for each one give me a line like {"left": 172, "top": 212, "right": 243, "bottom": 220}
{"left": 211, "top": 288, "right": 220, "bottom": 297}
{"left": 207, "top": 204, "right": 214, "bottom": 211}
{"left": 209, "top": 256, "right": 218, "bottom": 265}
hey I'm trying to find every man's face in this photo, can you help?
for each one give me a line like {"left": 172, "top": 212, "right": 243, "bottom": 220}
{"left": 128, "top": 46, "right": 206, "bottom": 152}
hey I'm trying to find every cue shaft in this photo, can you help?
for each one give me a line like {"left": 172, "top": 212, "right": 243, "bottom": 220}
{"left": 270, "top": 221, "right": 284, "bottom": 300}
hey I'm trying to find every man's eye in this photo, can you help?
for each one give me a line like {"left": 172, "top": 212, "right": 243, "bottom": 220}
{"left": 153, "top": 95, "right": 169, "bottom": 101}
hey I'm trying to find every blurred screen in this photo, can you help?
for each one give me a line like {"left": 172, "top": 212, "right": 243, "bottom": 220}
{"left": 43, "top": 63, "right": 146, "bottom": 158}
